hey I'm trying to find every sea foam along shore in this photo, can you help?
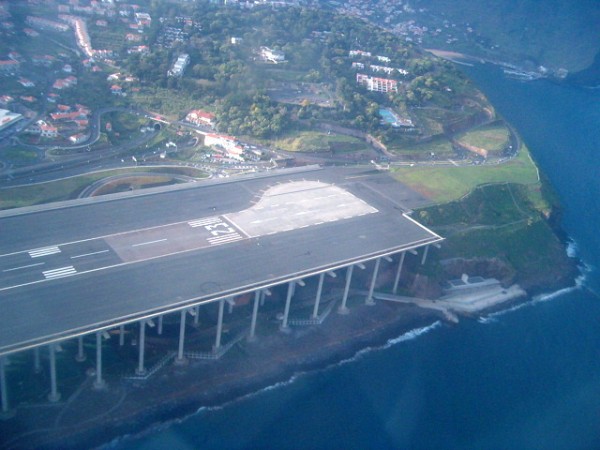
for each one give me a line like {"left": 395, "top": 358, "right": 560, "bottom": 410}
{"left": 109, "top": 320, "right": 444, "bottom": 449}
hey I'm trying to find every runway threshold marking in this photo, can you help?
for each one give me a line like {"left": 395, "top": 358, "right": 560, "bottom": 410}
{"left": 188, "top": 217, "right": 221, "bottom": 228}
{"left": 29, "top": 247, "right": 61, "bottom": 258}
{"left": 43, "top": 266, "right": 77, "bottom": 279}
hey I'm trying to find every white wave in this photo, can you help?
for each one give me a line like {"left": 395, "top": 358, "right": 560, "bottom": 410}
{"left": 566, "top": 238, "right": 579, "bottom": 258}
{"left": 478, "top": 316, "right": 498, "bottom": 324}
{"left": 384, "top": 321, "right": 442, "bottom": 347}
{"left": 334, "top": 321, "right": 443, "bottom": 368}
{"left": 479, "top": 270, "right": 589, "bottom": 324}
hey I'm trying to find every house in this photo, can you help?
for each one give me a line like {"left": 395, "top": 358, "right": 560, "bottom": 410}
{"left": 134, "top": 12, "right": 151, "bottom": 26}
{"left": 0, "top": 60, "right": 19, "bottom": 74}
{"left": 261, "top": 47, "right": 285, "bottom": 63}
{"left": 69, "top": 133, "right": 88, "bottom": 144}
{"left": 125, "top": 33, "right": 142, "bottom": 42}
{"left": 168, "top": 54, "right": 189, "bottom": 77}
{"left": 40, "top": 123, "right": 58, "bottom": 137}
{"left": 23, "top": 28, "right": 40, "bottom": 37}
{"left": 204, "top": 133, "right": 244, "bottom": 160}
{"left": 110, "top": 84, "right": 124, "bottom": 95}
{"left": 349, "top": 50, "right": 371, "bottom": 58}
{"left": 185, "top": 109, "right": 215, "bottom": 128}
{"left": 127, "top": 45, "right": 149, "bottom": 54}
{"left": 18, "top": 78, "right": 35, "bottom": 87}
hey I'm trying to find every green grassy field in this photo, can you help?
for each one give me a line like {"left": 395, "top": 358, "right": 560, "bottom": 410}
{"left": 1, "top": 147, "right": 39, "bottom": 164}
{"left": 274, "top": 131, "right": 370, "bottom": 153}
{"left": 387, "top": 135, "right": 455, "bottom": 157}
{"left": 456, "top": 122, "right": 510, "bottom": 155}
{"left": 392, "top": 144, "right": 543, "bottom": 207}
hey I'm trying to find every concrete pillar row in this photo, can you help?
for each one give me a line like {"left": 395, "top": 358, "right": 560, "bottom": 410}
{"left": 158, "top": 315, "right": 163, "bottom": 335}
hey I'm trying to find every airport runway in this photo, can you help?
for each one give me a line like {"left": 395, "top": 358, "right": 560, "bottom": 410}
{"left": 0, "top": 166, "right": 441, "bottom": 355}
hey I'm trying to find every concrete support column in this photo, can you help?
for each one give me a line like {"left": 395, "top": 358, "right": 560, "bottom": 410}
{"left": 0, "top": 357, "right": 10, "bottom": 417}
{"left": 214, "top": 299, "right": 225, "bottom": 352}
{"left": 338, "top": 265, "right": 354, "bottom": 314}
{"left": 93, "top": 332, "right": 106, "bottom": 390}
{"left": 158, "top": 315, "right": 163, "bottom": 335}
{"left": 248, "top": 290, "right": 261, "bottom": 342}
{"left": 75, "top": 336, "right": 86, "bottom": 362}
{"left": 33, "top": 347, "right": 41, "bottom": 374}
{"left": 119, "top": 325, "right": 125, "bottom": 346}
{"left": 48, "top": 343, "right": 61, "bottom": 402}
{"left": 312, "top": 273, "right": 326, "bottom": 319}
{"left": 136, "top": 321, "right": 147, "bottom": 376}
{"left": 193, "top": 306, "right": 200, "bottom": 327}
{"left": 366, "top": 258, "right": 381, "bottom": 306}
{"left": 280, "top": 282, "right": 294, "bottom": 332}
{"left": 175, "top": 309, "right": 187, "bottom": 365}
{"left": 421, "top": 245, "right": 429, "bottom": 265}
{"left": 392, "top": 252, "right": 406, "bottom": 295}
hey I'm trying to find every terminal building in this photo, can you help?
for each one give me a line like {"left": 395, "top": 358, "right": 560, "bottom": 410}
{"left": 0, "top": 166, "right": 442, "bottom": 419}
{"left": 0, "top": 109, "right": 23, "bottom": 132}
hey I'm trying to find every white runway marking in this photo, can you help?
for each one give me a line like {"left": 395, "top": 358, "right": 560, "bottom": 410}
{"left": 188, "top": 217, "right": 220, "bottom": 227}
{"left": 71, "top": 250, "right": 110, "bottom": 259}
{"left": 132, "top": 239, "right": 167, "bottom": 247}
{"left": 43, "top": 266, "right": 77, "bottom": 279}
{"left": 207, "top": 234, "right": 243, "bottom": 245}
{"left": 29, "top": 247, "right": 61, "bottom": 258}
{"left": 3, "top": 262, "right": 45, "bottom": 272}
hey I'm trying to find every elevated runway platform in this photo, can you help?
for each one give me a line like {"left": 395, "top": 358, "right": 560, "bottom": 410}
{"left": 0, "top": 166, "right": 441, "bottom": 357}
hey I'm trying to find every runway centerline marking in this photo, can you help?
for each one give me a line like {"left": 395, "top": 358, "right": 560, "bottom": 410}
{"left": 3, "top": 262, "right": 45, "bottom": 272}
{"left": 71, "top": 250, "right": 110, "bottom": 259}
{"left": 132, "top": 239, "right": 167, "bottom": 248}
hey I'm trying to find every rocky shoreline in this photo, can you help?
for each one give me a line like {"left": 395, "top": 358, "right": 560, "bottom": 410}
{"left": 1, "top": 259, "right": 581, "bottom": 450}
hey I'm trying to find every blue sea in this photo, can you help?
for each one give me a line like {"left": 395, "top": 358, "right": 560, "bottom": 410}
{"left": 112, "top": 65, "right": 600, "bottom": 449}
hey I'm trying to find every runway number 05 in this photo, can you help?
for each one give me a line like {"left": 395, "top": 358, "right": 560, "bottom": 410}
{"left": 205, "top": 222, "right": 235, "bottom": 236}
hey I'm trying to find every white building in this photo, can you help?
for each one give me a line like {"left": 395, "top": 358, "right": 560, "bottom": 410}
{"left": 261, "top": 47, "right": 285, "bottom": 63}
{"left": 204, "top": 133, "right": 244, "bottom": 160}
{"left": 168, "top": 54, "right": 190, "bottom": 77}
{"left": 0, "top": 109, "right": 23, "bottom": 131}
{"left": 356, "top": 73, "right": 398, "bottom": 93}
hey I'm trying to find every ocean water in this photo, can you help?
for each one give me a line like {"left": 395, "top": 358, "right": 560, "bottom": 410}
{"left": 113, "top": 66, "right": 600, "bottom": 449}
